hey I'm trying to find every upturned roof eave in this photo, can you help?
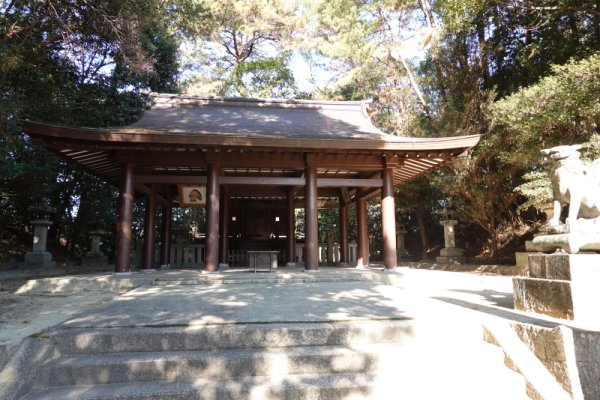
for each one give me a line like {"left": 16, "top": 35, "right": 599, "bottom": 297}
{"left": 22, "top": 120, "right": 481, "bottom": 153}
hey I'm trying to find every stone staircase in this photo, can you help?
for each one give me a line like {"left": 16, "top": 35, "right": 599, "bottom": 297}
{"left": 16, "top": 319, "right": 526, "bottom": 400}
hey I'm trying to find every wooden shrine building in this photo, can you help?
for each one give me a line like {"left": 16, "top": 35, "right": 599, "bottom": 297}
{"left": 23, "top": 93, "right": 480, "bottom": 273}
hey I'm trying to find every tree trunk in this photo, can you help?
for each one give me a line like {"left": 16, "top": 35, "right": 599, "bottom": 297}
{"left": 415, "top": 205, "right": 429, "bottom": 259}
{"left": 489, "top": 207, "right": 498, "bottom": 261}
{"left": 399, "top": 57, "right": 431, "bottom": 117}
{"left": 476, "top": 16, "right": 489, "bottom": 88}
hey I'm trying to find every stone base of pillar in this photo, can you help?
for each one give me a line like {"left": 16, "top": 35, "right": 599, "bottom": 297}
{"left": 383, "top": 267, "right": 402, "bottom": 273}
{"left": 355, "top": 264, "right": 368, "bottom": 270}
{"left": 437, "top": 247, "right": 465, "bottom": 264}
{"left": 202, "top": 269, "right": 219, "bottom": 274}
{"left": 440, "top": 247, "right": 464, "bottom": 257}
{"left": 435, "top": 255, "right": 466, "bottom": 264}
{"left": 218, "top": 263, "right": 230, "bottom": 270}
{"left": 81, "top": 252, "right": 108, "bottom": 267}
{"left": 159, "top": 264, "right": 171, "bottom": 270}
{"left": 285, "top": 262, "right": 296, "bottom": 267}
{"left": 304, "top": 268, "right": 319, "bottom": 273}
{"left": 115, "top": 272, "right": 133, "bottom": 276}
{"left": 142, "top": 268, "right": 156, "bottom": 272}
{"left": 21, "top": 251, "right": 55, "bottom": 269}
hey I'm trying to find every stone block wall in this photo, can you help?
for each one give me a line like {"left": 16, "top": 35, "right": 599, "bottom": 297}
{"left": 513, "top": 253, "right": 600, "bottom": 325}
{"left": 512, "top": 324, "right": 575, "bottom": 396}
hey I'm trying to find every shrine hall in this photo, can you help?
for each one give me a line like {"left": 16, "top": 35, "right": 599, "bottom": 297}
{"left": 23, "top": 93, "right": 480, "bottom": 273}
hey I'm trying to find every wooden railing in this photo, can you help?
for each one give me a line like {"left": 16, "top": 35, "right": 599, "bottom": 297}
{"left": 170, "top": 243, "right": 205, "bottom": 268}
{"left": 295, "top": 242, "right": 358, "bottom": 266}
{"left": 156, "top": 240, "right": 358, "bottom": 268}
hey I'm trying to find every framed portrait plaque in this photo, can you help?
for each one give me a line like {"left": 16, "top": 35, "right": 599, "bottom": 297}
{"left": 178, "top": 185, "right": 206, "bottom": 207}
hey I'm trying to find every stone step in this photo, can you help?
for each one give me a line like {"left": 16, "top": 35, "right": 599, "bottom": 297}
{"left": 24, "top": 343, "right": 527, "bottom": 400}
{"left": 14, "top": 270, "right": 371, "bottom": 294}
{"left": 17, "top": 323, "right": 528, "bottom": 400}
{"left": 36, "top": 344, "right": 389, "bottom": 387}
{"left": 50, "top": 320, "right": 413, "bottom": 356}
{"left": 151, "top": 274, "right": 367, "bottom": 286}
{"left": 21, "top": 372, "right": 375, "bottom": 400}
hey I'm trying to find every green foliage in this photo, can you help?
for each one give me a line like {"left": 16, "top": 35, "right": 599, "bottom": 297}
{"left": 179, "top": 0, "right": 299, "bottom": 98}
{"left": 490, "top": 55, "right": 600, "bottom": 166}
{"left": 220, "top": 55, "right": 297, "bottom": 98}
{"left": 305, "top": 0, "right": 430, "bottom": 134}
{"left": 0, "top": 0, "right": 180, "bottom": 262}
{"left": 514, "top": 171, "right": 553, "bottom": 212}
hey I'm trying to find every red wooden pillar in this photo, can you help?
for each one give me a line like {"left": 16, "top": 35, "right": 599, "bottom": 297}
{"left": 142, "top": 191, "right": 157, "bottom": 270}
{"left": 219, "top": 188, "right": 229, "bottom": 267}
{"left": 304, "top": 166, "right": 318, "bottom": 271}
{"left": 382, "top": 166, "right": 397, "bottom": 270}
{"left": 115, "top": 162, "right": 135, "bottom": 273}
{"left": 356, "top": 197, "right": 369, "bottom": 268}
{"left": 339, "top": 199, "right": 349, "bottom": 265}
{"left": 286, "top": 188, "right": 296, "bottom": 266}
{"left": 160, "top": 195, "right": 171, "bottom": 268}
{"left": 204, "top": 163, "right": 220, "bottom": 272}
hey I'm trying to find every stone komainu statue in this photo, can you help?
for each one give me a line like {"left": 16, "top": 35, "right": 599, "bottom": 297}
{"left": 542, "top": 144, "right": 600, "bottom": 228}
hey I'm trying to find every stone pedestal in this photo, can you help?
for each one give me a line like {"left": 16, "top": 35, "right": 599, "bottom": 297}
{"left": 81, "top": 230, "right": 108, "bottom": 267}
{"left": 513, "top": 253, "right": 600, "bottom": 326}
{"left": 22, "top": 220, "right": 55, "bottom": 268}
{"left": 436, "top": 219, "right": 465, "bottom": 263}
{"left": 513, "top": 241, "right": 537, "bottom": 276}
{"left": 396, "top": 224, "right": 410, "bottom": 261}
{"left": 531, "top": 223, "right": 600, "bottom": 254}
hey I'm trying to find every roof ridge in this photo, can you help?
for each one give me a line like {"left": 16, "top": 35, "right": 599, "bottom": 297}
{"left": 149, "top": 92, "right": 371, "bottom": 111}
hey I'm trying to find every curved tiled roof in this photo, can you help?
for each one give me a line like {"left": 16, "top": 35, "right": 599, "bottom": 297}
{"left": 23, "top": 93, "right": 481, "bottom": 188}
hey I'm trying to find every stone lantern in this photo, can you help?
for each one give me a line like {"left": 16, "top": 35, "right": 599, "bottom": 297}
{"left": 81, "top": 219, "right": 108, "bottom": 267}
{"left": 435, "top": 206, "right": 465, "bottom": 264}
{"left": 396, "top": 223, "right": 410, "bottom": 261}
{"left": 22, "top": 199, "right": 56, "bottom": 268}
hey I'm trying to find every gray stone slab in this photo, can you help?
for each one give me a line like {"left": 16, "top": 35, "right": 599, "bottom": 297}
{"left": 60, "top": 281, "right": 411, "bottom": 329}
{"left": 37, "top": 344, "right": 387, "bottom": 387}
{"left": 22, "top": 372, "right": 375, "bottom": 400}
{"left": 49, "top": 321, "right": 413, "bottom": 356}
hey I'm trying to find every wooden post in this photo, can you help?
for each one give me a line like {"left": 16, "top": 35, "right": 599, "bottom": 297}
{"left": 142, "top": 191, "right": 157, "bottom": 270}
{"left": 204, "top": 163, "right": 220, "bottom": 272}
{"left": 339, "top": 198, "right": 349, "bottom": 265}
{"left": 304, "top": 167, "right": 318, "bottom": 271}
{"left": 287, "top": 188, "right": 296, "bottom": 265}
{"left": 356, "top": 197, "right": 369, "bottom": 268}
{"left": 219, "top": 188, "right": 229, "bottom": 267}
{"left": 115, "top": 162, "right": 135, "bottom": 273}
{"left": 160, "top": 195, "right": 171, "bottom": 268}
{"left": 382, "top": 166, "right": 397, "bottom": 269}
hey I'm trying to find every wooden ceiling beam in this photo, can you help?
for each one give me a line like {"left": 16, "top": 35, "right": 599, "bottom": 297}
{"left": 306, "top": 154, "right": 384, "bottom": 170}
{"left": 136, "top": 184, "right": 170, "bottom": 207}
{"left": 318, "top": 178, "right": 382, "bottom": 187}
{"left": 135, "top": 174, "right": 383, "bottom": 188}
